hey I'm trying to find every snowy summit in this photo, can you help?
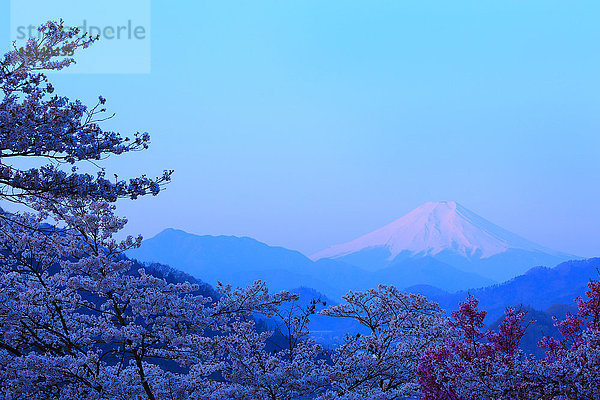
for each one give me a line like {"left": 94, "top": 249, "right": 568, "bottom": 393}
{"left": 311, "top": 201, "right": 559, "bottom": 261}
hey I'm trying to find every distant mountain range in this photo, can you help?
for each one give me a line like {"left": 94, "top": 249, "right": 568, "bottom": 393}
{"left": 128, "top": 201, "right": 578, "bottom": 299}
{"left": 408, "top": 257, "right": 600, "bottom": 323}
{"left": 126, "top": 206, "right": 598, "bottom": 357}
{"left": 312, "top": 201, "right": 575, "bottom": 281}
{"left": 127, "top": 228, "right": 493, "bottom": 298}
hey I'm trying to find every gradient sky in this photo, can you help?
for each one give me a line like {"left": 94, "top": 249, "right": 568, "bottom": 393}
{"left": 2, "top": 1, "right": 600, "bottom": 257}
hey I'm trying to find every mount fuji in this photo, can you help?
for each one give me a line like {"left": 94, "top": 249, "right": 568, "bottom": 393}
{"left": 311, "top": 201, "right": 575, "bottom": 281}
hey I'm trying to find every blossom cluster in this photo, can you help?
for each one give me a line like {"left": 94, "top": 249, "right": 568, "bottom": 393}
{"left": 416, "top": 284, "right": 600, "bottom": 399}
{"left": 0, "top": 20, "right": 171, "bottom": 203}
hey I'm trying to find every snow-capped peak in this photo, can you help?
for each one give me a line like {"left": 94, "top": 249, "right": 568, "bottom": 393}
{"left": 311, "top": 201, "right": 555, "bottom": 261}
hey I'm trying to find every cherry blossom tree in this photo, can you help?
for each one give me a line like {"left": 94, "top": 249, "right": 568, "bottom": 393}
{"left": 532, "top": 274, "right": 600, "bottom": 399}
{"left": 0, "top": 197, "right": 303, "bottom": 400}
{"left": 317, "top": 285, "right": 448, "bottom": 399}
{"left": 417, "top": 296, "right": 535, "bottom": 400}
{"left": 212, "top": 319, "right": 328, "bottom": 399}
{"left": 0, "top": 20, "right": 171, "bottom": 204}
{"left": 0, "top": 21, "right": 297, "bottom": 400}
{"left": 417, "top": 282, "right": 600, "bottom": 400}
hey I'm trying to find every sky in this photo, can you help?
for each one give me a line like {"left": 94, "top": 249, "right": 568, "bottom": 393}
{"left": 2, "top": 1, "right": 600, "bottom": 257}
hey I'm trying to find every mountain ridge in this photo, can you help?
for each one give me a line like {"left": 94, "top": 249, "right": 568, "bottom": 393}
{"left": 127, "top": 227, "right": 494, "bottom": 298}
{"left": 408, "top": 257, "right": 600, "bottom": 323}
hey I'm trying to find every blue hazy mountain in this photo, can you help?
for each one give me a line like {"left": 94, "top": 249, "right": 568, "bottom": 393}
{"left": 127, "top": 228, "right": 493, "bottom": 299}
{"left": 312, "top": 201, "right": 575, "bottom": 282}
{"left": 407, "top": 257, "right": 600, "bottom": 323}
{"left": 127, "top": 228, "right": 342, "bottom": 296}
